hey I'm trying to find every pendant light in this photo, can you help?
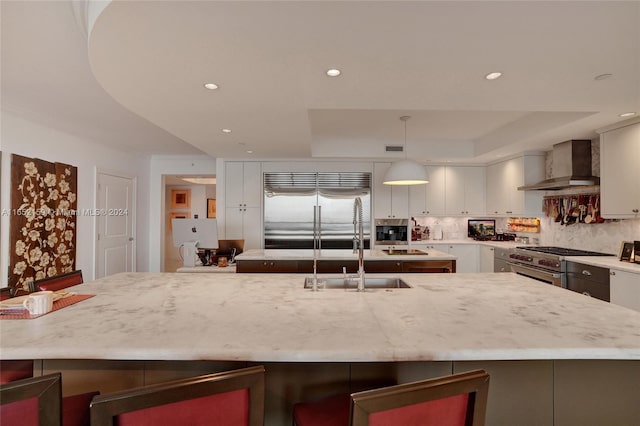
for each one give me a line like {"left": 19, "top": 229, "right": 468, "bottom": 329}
{"left": 383, "top": 116, "right": 429, "bottom": 185}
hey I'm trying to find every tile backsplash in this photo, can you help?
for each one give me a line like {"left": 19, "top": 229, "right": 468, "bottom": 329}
{"left": 412, "top": 215, "right": 640, "bottom": 254}
{"left": 539, "top": 217, "right": 640, "bottom": 254}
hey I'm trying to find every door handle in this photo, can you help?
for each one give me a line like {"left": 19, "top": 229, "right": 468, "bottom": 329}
{"left": 128, "top": 237, "right": 134, "bottom": 241}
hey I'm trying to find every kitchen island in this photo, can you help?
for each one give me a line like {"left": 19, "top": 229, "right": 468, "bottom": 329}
{"left": 1, "top": 272, "right": 639, "bottom": 425}
{"left": 234, "top": 248, "right": 457, "bottom": 273}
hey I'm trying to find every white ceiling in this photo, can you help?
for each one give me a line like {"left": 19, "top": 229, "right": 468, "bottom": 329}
{"left": 3, "top": 1, "right": 639, "bottom": 164}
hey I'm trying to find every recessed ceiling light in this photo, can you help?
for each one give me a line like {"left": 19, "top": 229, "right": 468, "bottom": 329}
{"left": 246, "top": 150, "right": 254, "bottom": 154}
{"left": 619, "top": 112, "right": 636, "bottom": 117}
{"left": 203, "top": 83, "right": 219, "bottom": 90}
{"left": 326, "top": 69, "right": 341, "bottom": 77}
{"left": 594, "top": 74, "right": 613, "bottom": 81}
{"left": 485, "top": 72, "right": 502, "bottom": 80}
{"left": 221, "top": 128, "right": 232, "bottom": 134}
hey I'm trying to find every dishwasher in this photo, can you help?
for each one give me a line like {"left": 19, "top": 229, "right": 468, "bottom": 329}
{"left": 565, "top": 261, "right": 610, "bottom": 302}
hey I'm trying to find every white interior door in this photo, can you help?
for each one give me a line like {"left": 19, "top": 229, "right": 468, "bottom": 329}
{"left": 96, "top": 173, "right": 135, "bottom": 278}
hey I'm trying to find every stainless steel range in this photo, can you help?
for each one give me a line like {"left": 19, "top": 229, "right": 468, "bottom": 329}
{"left": 507, "top": 246, "right": 614, "bottom": 288}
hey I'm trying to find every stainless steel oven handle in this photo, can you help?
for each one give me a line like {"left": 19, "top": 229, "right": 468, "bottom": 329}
{"left": 508, "top": 263, "right": 563, "bottom": 283}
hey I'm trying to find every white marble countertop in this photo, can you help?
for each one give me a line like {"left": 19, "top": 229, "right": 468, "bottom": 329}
{"left": 1, "top": 272, "right": 638, "bottom": 362}
{"left": 564, "top": 256, "right": 640, "bottom": 274}
{"left": 235, "top": 248, "right": 456, "bottom": 261}
{"left": 410, "top": 239, "right": 525, "bottom": 249}
{"left": 176, "top": 264, "right": 237, "bottom": 273}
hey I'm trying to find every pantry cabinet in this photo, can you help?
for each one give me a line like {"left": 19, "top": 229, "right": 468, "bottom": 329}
{"left": 599, "top": 118, "right": 640, "bottom": 219}
{"left": 225, "top": 161, "right": 263, "bottom": 249}
{"left": 374, "top": 162, "right": 409, "bottom": 218}
{"left": 486, "top": 154, "right": 545, "bottom": 217}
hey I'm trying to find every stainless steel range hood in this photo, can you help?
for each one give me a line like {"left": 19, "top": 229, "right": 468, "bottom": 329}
{"left": 518, "top": 139, "right": 599, "bottom": 191}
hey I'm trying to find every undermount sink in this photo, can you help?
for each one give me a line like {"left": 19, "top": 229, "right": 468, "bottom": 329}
{"left": 382, "top": 249, "right": 428, "bottom": 255}
{"left": 303, "top": 277, "right": 411, "bottom": 289}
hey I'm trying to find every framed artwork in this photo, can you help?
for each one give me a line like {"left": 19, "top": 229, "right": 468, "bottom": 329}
{"left": 170, "top": 189, "right": 191, "bottom": 209}
{"left": 618, "top": 241, "right": 633, "bottom": 261}
{"left": 207, "top": 199, "right": 216, "bottom": 218}
{"left": 169, "top": 212, "right": 191, "bottom": 230}
{"left": 9, "top": 154, "right": 78, "bottom": 295}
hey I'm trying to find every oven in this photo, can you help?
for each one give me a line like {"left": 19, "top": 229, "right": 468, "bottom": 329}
{"left": 507, "top": 246, "right": 614, "bottom": 289}
{"left": 508, "top": 262, "right": 564, "bottom": 287}
{"left": 374, "top": 218, "right": 408, "bottom": 246}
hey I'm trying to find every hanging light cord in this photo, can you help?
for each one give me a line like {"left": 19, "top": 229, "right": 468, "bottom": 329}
{"left": 400, "top": 115, "right": 410, "bottom": 159}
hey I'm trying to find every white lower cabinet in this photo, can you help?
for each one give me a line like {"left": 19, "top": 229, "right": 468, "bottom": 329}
{"left": 610, "top": 269, "right": 640, "bottom": 312}
{"left": 225, "top": 206, "right": 262, "bottom": 250}
{"left": 447, "top": 244, "right": 479, "bottom": 273}
{"left": 479, "top": 245, "right": 495, "bottom": 273}
{"left": 413, "top": 243, "right": 479, "bottom": 273}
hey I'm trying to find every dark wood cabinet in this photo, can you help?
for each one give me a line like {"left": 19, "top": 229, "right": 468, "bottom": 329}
{"left": 296, "top": 260, "right": 359, "bottom": 274}
{"left": 402, "top": 260, "right": 455, "bottom": 273}
{"left": 237, "top": 258, "right": 455, "bottom": 273}
{"left": 364, "top": 260, "right": 403, "bottom": 273}
{"left": 236, "top": 260, "right": 301, "bottom": 273}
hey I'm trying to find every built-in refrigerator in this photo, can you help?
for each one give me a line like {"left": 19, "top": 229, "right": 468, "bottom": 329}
{"left": 263, "top": 172, "right": 371, "bottom": 249}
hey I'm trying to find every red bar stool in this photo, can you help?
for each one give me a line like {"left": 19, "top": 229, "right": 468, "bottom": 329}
{"left": 293, "top": 369, "right": 490, "bottom": 426}
{"left": 0, "top": 360, "right": 99, "bottom": 426}
{"left": 1, "top": 372, "right": 62, "bottom": 426}
{"left": 32, "top": 270, "right": 83, "bottom": 292}
{"left": 90, "top": 365, "right": 265, "bottom": 426}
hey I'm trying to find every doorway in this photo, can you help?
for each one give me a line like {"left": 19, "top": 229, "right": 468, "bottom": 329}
{"left": 163, "top": 175, "right": 216, "bottom": 271}
{"left": 96, "top": 172, "right": 136, "bottom": 278}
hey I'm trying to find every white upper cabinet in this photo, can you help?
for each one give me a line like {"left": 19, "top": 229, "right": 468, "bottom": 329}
{"left": 444, "top": 166, "right": 486, "bottom": 216}
{"left": 486, "top": 154, "right": 545, "bottom": 217}
{"left": 408, "top": 165, "right": 483, "bottom": 217}
{"left": 409, "top": 165, "right": 446, "bottom": 216}
{"left": 599, "top": 119, "right": 640, "bottom": 219}
{"left": 374, "top": 162, "right": 409, "bottom": 218}
{"left": 225, "top": 161, "right": 262, "bottom": 208}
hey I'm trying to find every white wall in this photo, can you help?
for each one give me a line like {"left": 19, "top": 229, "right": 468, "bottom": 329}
{"left": 149, "top": 155, "right": 217, "bottom": 272}
{"left": 0, "top": 110, "right": 151, "bottom": 285}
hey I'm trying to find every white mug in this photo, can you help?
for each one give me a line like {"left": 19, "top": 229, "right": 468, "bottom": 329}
{"left": 23, "top": 291, "right": 54, "bottom": 315}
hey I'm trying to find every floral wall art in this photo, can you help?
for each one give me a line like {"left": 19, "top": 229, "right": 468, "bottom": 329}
{"left": 9, "top": 154, "right": 78, "bottom": 295}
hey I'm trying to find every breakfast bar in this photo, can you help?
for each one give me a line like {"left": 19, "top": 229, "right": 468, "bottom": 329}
{"left": 1, "top": 272, "right": 639, "bottom": 425}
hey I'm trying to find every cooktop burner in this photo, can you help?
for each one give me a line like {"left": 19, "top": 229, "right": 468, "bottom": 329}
{"left": 516, "top": 246, "right": 614, "bottom": 257}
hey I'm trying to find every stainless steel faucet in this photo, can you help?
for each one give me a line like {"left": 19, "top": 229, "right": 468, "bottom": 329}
{"left": 353, "top": 197, "right": 365, "bottom": 291}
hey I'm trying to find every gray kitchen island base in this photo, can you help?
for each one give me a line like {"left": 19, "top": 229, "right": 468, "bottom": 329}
{"left": 39, "top": 359, "right": 639, "bottom": 426}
